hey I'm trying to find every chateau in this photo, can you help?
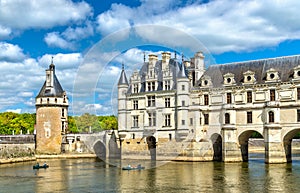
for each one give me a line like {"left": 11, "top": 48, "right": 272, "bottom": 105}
{"left": 118, "top": 52, "right": 300, "bottom": 163}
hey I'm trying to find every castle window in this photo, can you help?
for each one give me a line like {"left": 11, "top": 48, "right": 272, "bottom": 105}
{"left": 47, "top": 98, "right": 49, "bottom": 103}
{"left": 132, "top": 134, "right": 135, "bottom": 139}
{"left": 204, "top": 94, "right": 209, "bottom": 105}
{"left": 133, "top": 100, "right": 138, "bottom": 110}
{"left": 298, "top": 71, "right": 300, "bottom": 77}
{"left": 227, "top": 93, "right": 232, "bottom": 104}
{"left": 148, "top": 112, "right": 156, "bottom": 126}
{"left": 297, "top": 110, "right": 300, "bottom": 122}
{"left": 133, "top": 116, "right": 139, "bottom": 127}
{"left": 165, "top": 98, "right": 170, "bottom": 107}
{"left": 204, "top": 80, "right": 208, "bottom": 85}
{"left": 182, "top": 100, "right": 185, "bottom": 106}
{"left": 62, "top": 109, "right": 65, "bottom": 117}
{"left": 270, "top": 89, "right": 275, "bottom": 101}
{"left": 165, "top": 114, "right": 171, "bottom": 126}
{"left": 182, "top": 85, "right": 185, "bottom": 91}
{"left": 247, "top": 112, "right": 252, "bottom": 123}
{"left": 190, "top": 118, "right": 193, "bottom": 125}
{"left": 133, "top": 84, "right": 139, "bottom": 93}
{"left": 227, "top": 78, "right": 231, "bottom": 83}
{"left": 268, "top": 111, "right": 274, "bottom": 123}
{"left": 247, "top": 76, "right": 251, "bottom": 81}
{"left": 40, "top": 98, "right": 42, "bottom": 103}
{"left": 147, "top": 96, "right": 155, "bottom": 107}
{"left": 181, "top": 120, "right": 185, "bottom": 125}
{"left": 164, "top": 80, "right": 171, "bottom": 90}
{"left": 297, "top": 88, "right": 300, "bottom": 100}
{"left": 247, "top": 91, "right": 252, "bottom": 103}
{"left": 204, "top": 114, "right": 209, "bottom": 125}
{"left": 147, "top": 81, "right": 155, "bottom": 91}
{"left": 169, "top": 134, "right": 172, "bottom": 141}
{"left": 270, "top": 73, "right": 275, "bottom": 79}
{"left": 225, "top": 113, "right": 230, "bottom": 124}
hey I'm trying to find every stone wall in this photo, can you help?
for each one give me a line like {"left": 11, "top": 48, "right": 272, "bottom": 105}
{"left": 0, "top": 143, "right": 35, "bottom": 159}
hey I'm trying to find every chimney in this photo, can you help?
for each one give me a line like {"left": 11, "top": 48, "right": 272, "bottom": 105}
{"left": 148, "top": 54, "right": 158, "bottom": 68}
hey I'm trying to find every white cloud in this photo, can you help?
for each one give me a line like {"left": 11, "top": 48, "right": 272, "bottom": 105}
{"left": 95, "top": 0, "right": 300, "bottom": 54}
{"left": 6, "top": 109, "right": 22, "bottom": 114}
{"left": 62, "top": 22, "right": 94, "bottom": 41}
{"left": 0, "top": 25, "right": 11, "bottom": 39}
{"left": 38, "top": 53, "right": 82, "bottom": 69}
{"left": 0, "top": 42, "right": 26, "bottom": 62}
{"left": 0, "top": 0, "right": 92, "bottom": 29}
{"left": 44, "top": 32, "right": 75, "bottom": 50}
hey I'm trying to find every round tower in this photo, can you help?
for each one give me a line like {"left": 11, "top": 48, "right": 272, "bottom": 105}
{"left": 118, "top": 64, "right": 129, "bottom": 131}
{"left": 35, "top": 60, "right": 69, "bottom": 154}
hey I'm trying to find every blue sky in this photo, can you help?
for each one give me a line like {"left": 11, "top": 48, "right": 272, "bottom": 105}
{"left": 1, "top": 0, "right": 300, "bottom": 115}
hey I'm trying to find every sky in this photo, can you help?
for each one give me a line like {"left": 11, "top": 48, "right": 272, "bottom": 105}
{"left": 1, "top": 0, "right": 300, "bottom": 115}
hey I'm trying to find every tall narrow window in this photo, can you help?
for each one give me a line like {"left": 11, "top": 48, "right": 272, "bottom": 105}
{"left": 247, "top": 112, "right": 252, "bottom": 123}
{"left": 181, "top": 120, "right": 185, "bottom": 125}
{"left": 270, "top": 89, "right": 275, "bottom": 101}
{"left": 182, "top": 85, "right": 185, "bottom": 91}
{"left": 297, "top": 88, "right": 300, "bottom": 100}
{"left": 204, "top": 94, "right": 209, "bottom": 105}
{"left": 225, "top": 113, "right": 230, "bottom": 124}
{"left": 133, "top": 84, "right": 139, "bottom": 93}
{"left": 182, "top": 100, "right": 185, "bottom": 106}
{"left": 190, "top": 118, "right": 193, "bottom": 125}
{"left": 147, "top": 96, "right": 155, "bottom": 107}
{"left": 164, "top": 80, "right": 171, "bottom": 90}
{"left": 165, "top": 98, "right": 170, "bottom": 107}
{"left": 227, "top": 93, "right": 232, "bottom": 104}
{"left": 133, "top": 100, "right": 138, "bottom": 110}
{"left": 148, "top": 112, "right": 156, "bottom": 126}
{"left": 204, "top": 114, "right": 209, "bottom": 125}
{"left": 62, "top": 109, "right": 65, "bottom": 117}
{"left": 268, "top": 111, "right": 274, "bottom": 123}
{"left": 133, "top": 116, "right": 139, "bottom": 127}
{"left": 165, "top": 114, "right": 171, "bottom": 126}
{"left": 297, "top": 110, "right": 300, "bottom": 122}
{"left": 247, "top": 91, "right": 252, "bottom": 103}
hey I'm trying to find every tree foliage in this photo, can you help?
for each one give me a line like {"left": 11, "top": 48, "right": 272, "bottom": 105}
{"left": 0, "top": 112, "right": 35, "bottom": 134}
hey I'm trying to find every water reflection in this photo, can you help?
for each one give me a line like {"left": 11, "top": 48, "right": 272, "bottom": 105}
{"left": 1, "top": 157, "right": 300, "bottom": 192}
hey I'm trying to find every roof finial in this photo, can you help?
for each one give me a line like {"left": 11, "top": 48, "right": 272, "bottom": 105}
{"left": 181, "top": 53, "right": 184, "bottom": 62}
{"left": 174, "top": 51, "right": 177, "bottom": 59}
{"left": 122, "top": 62, "right": 124, "bottom": 70}
{"left": 143, "top": 51, "right": 146, "bottom": 63}
{"left": 51, "top": 56, "right": 54, "bottom": 64}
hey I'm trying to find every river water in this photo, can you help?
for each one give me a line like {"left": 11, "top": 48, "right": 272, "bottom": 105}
{"left": 1, "top": 155, "right": 300, "bottom": 193}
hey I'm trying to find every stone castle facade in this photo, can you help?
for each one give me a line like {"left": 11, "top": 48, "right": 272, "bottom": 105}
{"left": 35, "top": 61, "right": 68, "bottom": 154}
{"left": 118, "top": 52, "right": 300, "bottom": 163}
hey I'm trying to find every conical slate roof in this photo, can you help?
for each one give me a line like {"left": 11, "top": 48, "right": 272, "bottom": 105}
{"left": 37, "top": 63, "right": 65, "bottom": 98}
{"left": 37, "top": 74, "right": 65, "bottom": 97}
{"left": 118, "top": 65, "right": 128, "bottom": 85}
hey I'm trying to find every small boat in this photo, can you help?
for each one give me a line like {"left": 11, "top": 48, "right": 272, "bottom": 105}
{"left": 33, "top": 163, "right": 49, "bottom": 169}
{"left": 122, "top": 164, "right": 145, "bottom": 170}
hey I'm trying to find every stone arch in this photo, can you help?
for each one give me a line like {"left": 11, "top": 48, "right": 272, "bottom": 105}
{"left": 238, "top": 130, "right": 264, "bottom": 162}
{"left": 93, "top": 140, "right": 106, "bottom": 160}
{"left": 283, "top": 128, "right": 300, "bottom": 162}
{"left": 146, "top": 136, "right": 156, "bottom": 160}
{"left": 211, "top": 133, "right": 222, "bottom": 161}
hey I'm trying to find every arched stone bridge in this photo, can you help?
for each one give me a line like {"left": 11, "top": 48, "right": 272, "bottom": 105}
{"left": 63, "top": 130, "right": 121, "bottom": 159}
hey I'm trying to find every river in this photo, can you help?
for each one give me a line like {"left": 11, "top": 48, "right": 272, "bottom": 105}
{"left": 1, "top": 155, "right": 300, "bottom": 193}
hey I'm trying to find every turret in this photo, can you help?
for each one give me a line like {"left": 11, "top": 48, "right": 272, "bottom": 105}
{"left": 118, "top": 64, "right": 129, "bottom": 131}
{"left": 35, "top": 60, "right": 68, "bottom": 154}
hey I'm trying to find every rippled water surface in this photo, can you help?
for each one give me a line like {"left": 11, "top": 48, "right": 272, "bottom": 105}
{"left": 1, "top": 156, "right": 300, "bottom": 193}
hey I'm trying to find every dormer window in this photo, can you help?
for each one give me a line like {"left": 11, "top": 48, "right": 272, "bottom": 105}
{"left": 266, "top": 68, "right": 280, "bottom": 82}
{"left": 200, "top": 75, "right": 212, "bottom": 87}
{"left": 223, "top": 73, "right": 235, "bottom": 86}
{"left": 293, "top": 65, "right": 300, "bottom": 80}
{"left": 243, "top": 70, "right": 256, "bottom": 84}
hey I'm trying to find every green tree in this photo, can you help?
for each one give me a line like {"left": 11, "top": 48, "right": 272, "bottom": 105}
{"left": 74, "top": 113, "right": 101, "bottom": 133}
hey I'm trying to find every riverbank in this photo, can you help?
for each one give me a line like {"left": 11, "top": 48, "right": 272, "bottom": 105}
{"left": 0, "top": 153, "right": 97, "bottom": 164}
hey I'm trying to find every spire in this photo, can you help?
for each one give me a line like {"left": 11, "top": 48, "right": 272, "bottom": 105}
{"left": 118, "top": 63, "right": 128, "bottom": 85}
{"left": 49, "top": 56, "right": 55, "bottom": 71}
{"left": 177, "top": 62, "right": 187, "bottom": 78}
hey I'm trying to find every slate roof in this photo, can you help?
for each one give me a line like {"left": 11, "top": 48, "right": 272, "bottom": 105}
{"left": 37, "top": 64, "right": 65, "bottom": 98}
{"left": 127, "top": 58, "right": 187, "bottom": 94}
{"left": 118, "top": 68, "right": 129, "bottom": 85}
{"left": 201, "top": 55, "right": 300, "bottom": 88}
